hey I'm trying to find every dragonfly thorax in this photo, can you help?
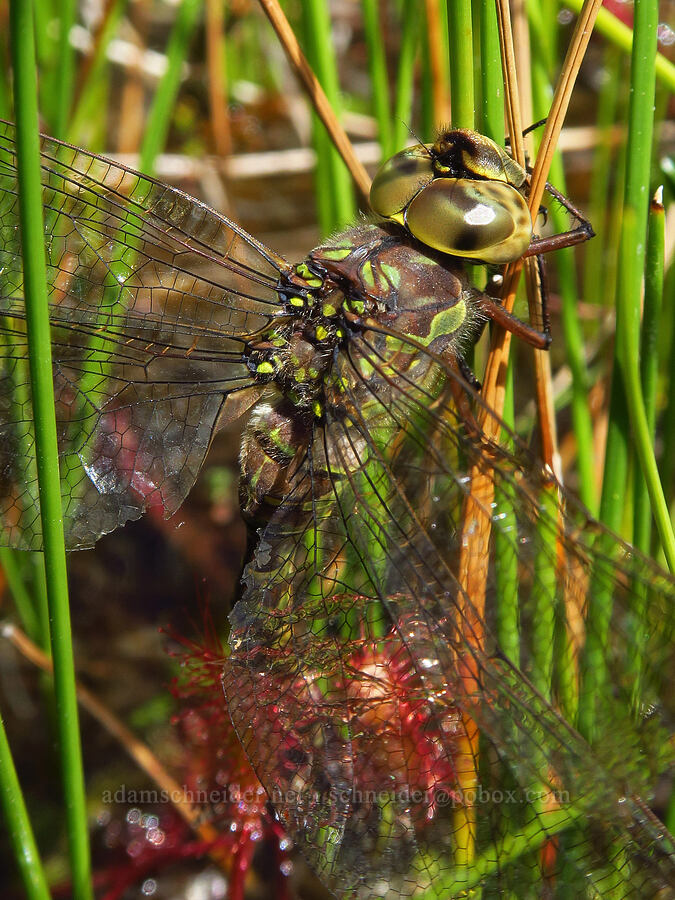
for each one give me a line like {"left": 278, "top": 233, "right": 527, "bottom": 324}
{"left": 245, "top": 312, "right": 342, "bottom": 413}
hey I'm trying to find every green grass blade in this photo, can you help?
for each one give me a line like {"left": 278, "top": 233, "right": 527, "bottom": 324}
{"left": 363, "top": 0, "right": 393, "bottom": 160}
{"left": 139, "top": 0, "right": 203, "bottom": 175}
{"left": 448, "top": 0, "right": 475, "bottom": 128}
{"left": 563, "top": 0, "right": 675, "bottom": 93}
{"left": 579, "top": 0, "right": 664, "bottom": 742}
{"left": 300, "top": 0, "right": 355, "bottom": 231}
{"left": 633, "top": 190, "right": 665, "bottom": 558}
{"left": 53, "top": 0, "right": 77, "bottom": 137}
{"left": 9, "top": 1, "right": 93, "bottom": 896}
{"left": 0, "top": 709, "right": 51, "bottom": 900}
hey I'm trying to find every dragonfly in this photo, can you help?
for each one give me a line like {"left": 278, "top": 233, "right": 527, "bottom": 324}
{"left": 0, "top": 119, "right": 673, "bottom": 898}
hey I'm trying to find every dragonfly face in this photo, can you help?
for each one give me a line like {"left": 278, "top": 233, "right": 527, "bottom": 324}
{"left": 0, "top": 121, "right": 673, "bottom": 898}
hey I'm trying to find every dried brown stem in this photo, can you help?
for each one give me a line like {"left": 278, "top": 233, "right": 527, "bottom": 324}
{"left": 455, "top": 0, "right": 602, "bottom": 846}
{"left": 483, "top": 0, "right": 604, "bottom": 434}
{"left": 257, "top": 0, "right": 371, "bottom": 201}
{"left": 424, "top": 0, "right": 451, "bottom": 124}
{"left": 206, "top": 0, "right": 232, "bottom": 158}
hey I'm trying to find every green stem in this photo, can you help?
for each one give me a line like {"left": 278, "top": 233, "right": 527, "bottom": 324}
{"left": 531, "top": 67, "right": 596, "bottom": 513}
{"left": 363, "top": 0, "right": 393, "bottom": 160}
{"left": 582, "top": 45, "right": 622, "bottom": 319}
{"left": 139, "top": 0, "right": 203, "bottom": 175}
{"left": 68, "top": 0, "right": 130, "bottom": 144}
{"left": 618, "top": 207, "right": 675, "bottom": 572}
{"left": 562, "top": 0, "right": 675, "bottom": 93}
{"left": 54, "top": 0, "right": 77, "bottom": 136}
{"left": 9, "top": 2, "right": 93, "bottom": 896}
{"left": 392, "top": 2, "right": 420, "bottom": 151}
{"left": 627, "top": 190, "right": 667, "bottom": 706}
{"left": 494, "top": 365, "right": 520, "bottom": 666}
{"left": 579, "top": 0, "right": 661, "bottom": 742}
{"left": 0, "top": 548, "right": 39, "bottom": 640}
{"left": 301, "top": 0, "right": 355, "bottom": 230}
{"left": 447, "top": 0, "right": 475, "bottom": 128}
{"left": 633, "top": 192, "right": 665, "bottom": 559}
{"left": 0, "top": 709, "right": 51, "bottom": 900}
{"left": 478, "top": 0, "right": 503, "bottom": 139}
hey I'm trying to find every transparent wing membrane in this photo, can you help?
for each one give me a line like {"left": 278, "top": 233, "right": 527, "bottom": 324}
{"left": 0, "top": 121, "right": 284, "bottom": 548}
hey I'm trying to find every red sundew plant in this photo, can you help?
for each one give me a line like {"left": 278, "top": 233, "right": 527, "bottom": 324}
{"left": 91, "top": 808, "right": 213, "bottom": 900}
{"left": 224, "top": 595, "right": 464, "bottom": 847}
{"left": 166, "top": 622, "right": 293, "bottom": 900}
{"left": 338, "top": 635, "right": 463, "bottom": 822}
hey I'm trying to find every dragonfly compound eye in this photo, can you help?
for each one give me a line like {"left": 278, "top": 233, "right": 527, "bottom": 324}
{"left": 404, "top": 177, "right": 532, "bottom": 265}
{"left": 369, "top": 144, "right": 435, "bottom": 221}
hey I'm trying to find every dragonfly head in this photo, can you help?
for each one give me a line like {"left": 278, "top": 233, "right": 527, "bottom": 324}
{"left": 370, "top": 129, "right": 533, "bottom": 266}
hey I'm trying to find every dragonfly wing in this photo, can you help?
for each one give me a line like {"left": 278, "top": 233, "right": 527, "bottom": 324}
{"left": 0, "top": 121, "right": 284, "bottom": 549}
{"left": 225, "top": 331, "right": 675, "bottom": 897}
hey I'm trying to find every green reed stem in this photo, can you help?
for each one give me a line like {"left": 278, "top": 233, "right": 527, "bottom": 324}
{"left": 563, "top": 0, "right": 675, "bottom": 93}
{"left": 447, "top": 0, "right": 474, "bottom": 128}
{"left": 0, "top": 710, "right": 51, "bottom": 900}
{"left": 633, "top": 191, "right": 665, "bottom": 559}
{"left": 628, "top": 190, "right": 666, "bottom": 705}
{"left": 9, "top": 2, "right": 93, "bottom": 896}
{"left": 582, "top": 45, "right": 622, "bottom": 317}
{"left": 614, "top": 5, "right": 674, "bottom": 572}
{"left": 53, "top": 0, "right": 77, "bottom": 136}
{"left": 301, "top": 0, "right": 355, "bottom": 230}
{"left": 69, "top": 0, "right": 129, "bottom": 145}
{"left": 662, "top": 257, "right": 675, "bottom": 506}
{"left": 363, "top": 0, "right": 393, "bottom": 161}
{"left": 478, "top": 0, "right": 503, "bottom": 139}
{"left": 529, "top": 56, "right": 596, "bottom": 513}
{"left": 579, "top": 0, "right": 662, "bottom": 741}
{"left": 0, "top": 548, "right": 39, "bottom": 640}
{"left": 0, "top": 40, "right": 11, "bottom": 120}
{"left": 617, "top": 209, "right": 675, "bottom": 573}
{"left": 33, "top": 0, "right": 58, "bottom": 118}
{"left": 477, "top": 0, "right": 520, "bottom": 664}
{"left": 139, "top": 0, "right": 203, "bottom": 175}
{"left": 494, "top": 367, "right": 521, "bottom": 665}
{"left": 392, "top": 2, "right": 419, "bottom": 151}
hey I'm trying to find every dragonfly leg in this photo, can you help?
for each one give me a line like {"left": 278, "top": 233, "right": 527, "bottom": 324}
{"left": 525, "top": 180, "right": 595, "bottom": 257}
{"left": 474, "top": 290, "right": 551, "bottom": 350}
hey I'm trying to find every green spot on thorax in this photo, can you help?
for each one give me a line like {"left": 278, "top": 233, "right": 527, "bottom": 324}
{"left": 320, "top": 247, "right": 352, "bottom": 261}
{"left": 295, "top": 262, "right": 323, "bottom": 288}
{"left": 418, "top": 299, "right": 466, "bottom": 346}
{"left": 380, "top": 263, "right": 402, "bottom": 288}
{"left": 361, "top": 261, "right": 376, "bottom": 289}
{"left": 268, "top": 426, "right": 295, "bottom": 459}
